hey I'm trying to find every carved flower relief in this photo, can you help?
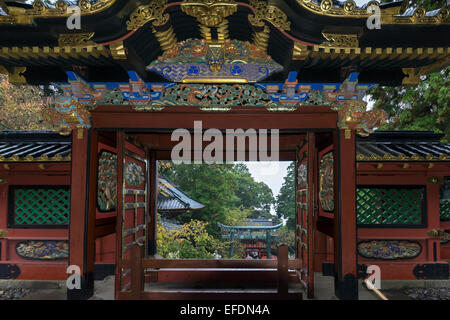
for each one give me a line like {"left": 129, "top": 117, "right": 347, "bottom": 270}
{"left": 358, "top": 240, "right": 422, "bottom": 260}
{"left": 125, "top": 161, "right": 145, "bottom": 187}
{"left": 319, "top": 152, "right": 334, "bottom": 212}
{"left": 441, "top": 231, "right": 450, "bottom": 244}
{"left": 16, "top": 241, "right": 69, "bottom": 260}
{"left": 298, "top": 162, "right": 308, "bottom": 187}
{"left": 55, "top": 0, "right": 68, "bottom": 13}
{"left": 97, "top": 151, "right": 117, "bottom": 212}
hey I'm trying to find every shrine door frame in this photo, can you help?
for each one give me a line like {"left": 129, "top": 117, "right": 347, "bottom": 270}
{"left": 90, "top": 105, "right": 342, "bottom": 299}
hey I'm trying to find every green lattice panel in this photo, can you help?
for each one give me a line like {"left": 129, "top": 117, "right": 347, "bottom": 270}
{"left": 357, "top": 188, "right": 424, "bottom": 225}
{"left": 441, "top": 200, "right": 450, "bottom": 221}
{"left": 13, "top": 188, "right": 70, "bottom": 225}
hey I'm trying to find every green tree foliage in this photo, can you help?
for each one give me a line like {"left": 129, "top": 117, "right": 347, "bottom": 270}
{"left": 275, "top": 162, "right": 296, "bottom": 231}
{"left": 231, "top": 163, "right": 275, "bottom": 219}
{"left": 370, "top": 67, "right": 450, "bottom": 141}
{"left": 273, "top": 225, "right": 296, "bottom": 255}
{"left": 157, "top": 218, "right": 226, "bottom": 259}
{"left": 222, "top": 206, "right": 254, "bottom": 226}
{"left": 160, "top": 162, "right": 276, "bottom": 237}
{"left": 374, "top": 0, "right": 449, "bottom": 141}
{"left": 161, "top": 163, "right": 238, "bottom": 236}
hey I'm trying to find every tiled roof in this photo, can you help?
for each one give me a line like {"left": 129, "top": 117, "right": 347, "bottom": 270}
{"left": 157, "top": 176, "right": 205, "bottom": 212}
{"left": 356, "top": 131, "right": 450, "bottom": 161}
{"left": 0, "top": 131, "right": 71, "bottom": 162}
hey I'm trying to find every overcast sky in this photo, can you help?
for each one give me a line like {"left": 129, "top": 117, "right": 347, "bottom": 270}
{"left": 241, "top": 161, "right": 292, "bottom": 198}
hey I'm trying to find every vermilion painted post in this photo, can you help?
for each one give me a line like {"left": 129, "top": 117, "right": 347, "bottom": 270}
{"left": 277, "top": 244, "right": 289, "bottom": 296}
{"left": 147, "top": 150, "right": 158, "bottom": 256}
{"left": 307, "top": 132, "right": 316, "bottom": 299}
{"left": 334, "top": 129, "right": 358, "bottom": 300}
{"left": 115, "top": 130, "right": 124, "bottom": 299}
{"left": 130, "top": 244, "right": 143, "bottom": 299}
{"left": 67, "top": 128, "right": 97, "bottom": 300}
{"left": 427, "top": 183, "right": 441, "bottom": 261}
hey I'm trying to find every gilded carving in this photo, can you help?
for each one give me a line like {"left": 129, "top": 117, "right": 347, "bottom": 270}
{"left": 356, "top": 153, "right": 449, "bottom": 162}
{"left": 0, "top": 45, "right": 111, "bottom": 62}
{"left": 110, "top": 41, "right": 127, "bottom": 60}
{"left": 153, "top": 26, "right": 178, "bottom": 53}
{"left": 0, "top": 66, "right": 26, "bottom": 84}
{"left": 295, "top": 0, "right": 450, "bottom": 25}
{"left": 55, "top": 1, "right": 68, "bottom": 13}
{"left": 181, "top": 0, "right": 237, "bottom": 27}
{"left": 343, "top": 0, "right": 356, "bottom": 13}
{"left": 320, "top": 0, "right": 332, "bottom": 12}
{"left": 358, "top": 240, "right": 422, "bottom": 260}
{"left": 147, "top": 38, "right": 282, "bottom": 82}
{"left": 248, "top": 0, "right": 291, "bottom": 31}
{"left": 125, "top": 161, "right": 145, "bottom": 187}
{"left": 126, "top": 0, "right": 170, "bottom": 30}
{"left": 322, "top": 32, "right": 359, "bottom": 48}
{"left": 97, "top": 151, "right": 117, "bottom": 212}
{"left": 319, "top": 152, "right": 334, "bottom": 212}
{"left": 41, "top": 97, "right": 92, "bottom": 136}
{"left": 16, "top": 241, "right": 69, "bottom": 260}
{"left": 58, "top": 32, "right": 95, "bottom": 46}
{"left": 0, "top": 0, "right": 118, "bottom": 25}
{"left": 331, "top": 74, "right": 388, "bottom": 137}
{"left": 252, "top": 25, "right": 270, "bottom": 52}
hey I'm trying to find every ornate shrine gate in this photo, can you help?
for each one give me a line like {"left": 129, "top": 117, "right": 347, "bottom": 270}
{"left": 60, "top": 69, "right": 372, "bottom": 300}
{"left": 80, "top": 105, "right": 354, "bottom": 300}
{"left": 1, "top": 0, "right": 448, "bottom": 301}
{"left": 57, "top": 70, "right": 372, "bottom": 300}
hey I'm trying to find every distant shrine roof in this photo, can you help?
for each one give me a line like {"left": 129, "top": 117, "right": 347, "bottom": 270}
{"left": 158, "top": 176, "right": 205, "bottom": 212}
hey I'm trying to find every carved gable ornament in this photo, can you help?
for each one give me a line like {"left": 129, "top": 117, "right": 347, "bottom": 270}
{"left": 147, "top": 38, "right": 283, "bottom": 83}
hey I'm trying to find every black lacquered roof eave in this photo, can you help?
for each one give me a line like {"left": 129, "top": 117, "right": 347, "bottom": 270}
{"left": 1, "top": 0, "right": 449, "bottom": 48}
{"left": 0, "top": 0, "right": 449, "bottom": 85}
{"left": 356, "top": 130, "right": 450, "bottom": 161}
{"left": 0, "top": 131, "right": 72, "bottom": 161}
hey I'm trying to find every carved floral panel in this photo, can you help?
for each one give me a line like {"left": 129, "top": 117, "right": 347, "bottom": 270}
{"left": 319, "top": 152, "right": 334, "bottom": 212}
{"left": 16, "top": 240, "right": 69, "bottom": 260}
{"left": 97, "top": 151, "right": 117, "bottom": 212}
{"left": 358, "top": 240, "right": 422, "bottom": 260}
{"left": 125, "top": 161, "right": 145, "bottom": 187}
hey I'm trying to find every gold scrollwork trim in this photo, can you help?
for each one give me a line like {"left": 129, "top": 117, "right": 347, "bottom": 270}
{"left": 356, "top": 153, "right": 449, "bottom": 162}
{"left": 154, "top": 26, "right": 178, "bottom": 52}
{"left": 0, "top": 0, "right": 118, "bottom": 25}
{"left": 322, "top": 32, "right": 359, "bottom": 48}
{"left": 126, "top": 0, "right": 170, "bottom": 31}
{"left": 110, "top": 41, "right": 127, "bottom": 60}
{"left": 248, "top": 0, "right": 291, "bottom": 31}
{"left": 292, "top": 45, "right": 450, "bottom": 79}
{"left": 181, "top": 0, "right": 237, "bottom": 27}
{"left": 133, "top": 103, "right": 166, "bottom": 112}
{"left": 297, "top": 0, "right": 376, "bottom": 17}
{"left": 295, "top": 0, "right": 450, "bottom": 25}
{"left": 58, "top": 32, "right": 95, "bottom": 46}
{"left": 0, "top": 66, "right": 26, "bottom": 84}
{"left": 252, "top": 25, "right": 270, "bottom": 52}
{"left": 393, "top": 7, "right": 450, "bottom": 25}
{"left": 0, "top": 154, "right": 72, "bottom": 163}
{"left": 0, "top": 45, "right": 111, "bottom": 62}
